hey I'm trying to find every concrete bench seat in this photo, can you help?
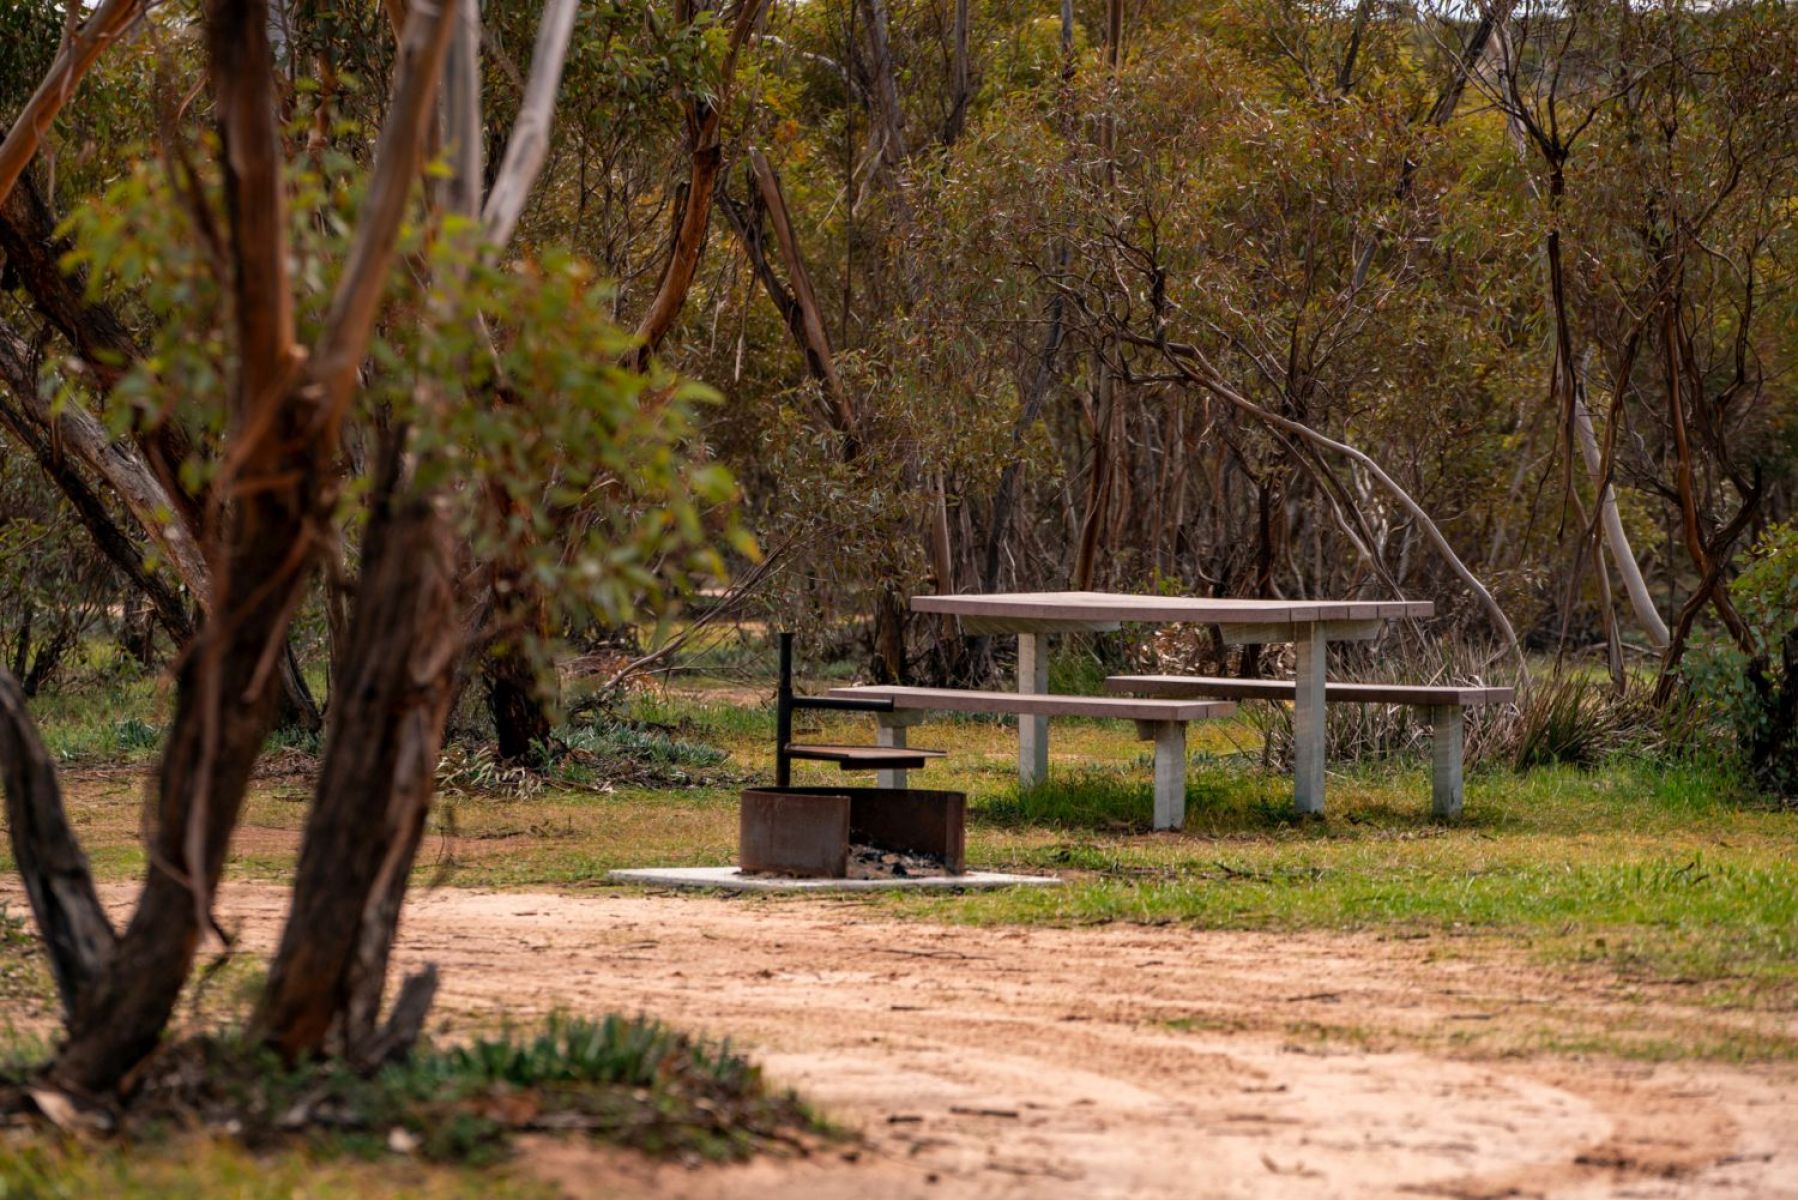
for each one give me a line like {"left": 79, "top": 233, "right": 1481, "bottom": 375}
{"left": 829, "top": 685, "right": 1237, "bottom": 831}
{"left": 1104, "top": 675, "right": 1515, "bottom": 818}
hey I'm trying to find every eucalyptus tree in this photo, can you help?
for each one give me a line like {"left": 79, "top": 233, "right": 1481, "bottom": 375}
{"left": 1, "top": 0, "right": 737, "bottom": 1104}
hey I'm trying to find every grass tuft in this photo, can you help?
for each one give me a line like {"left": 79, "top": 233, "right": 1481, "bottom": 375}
{"left": 0, "top": 1013, "right": 824, "bottom": 1171}
{"left": 1508, "top": 674, "right": 1661, "bottom": 770}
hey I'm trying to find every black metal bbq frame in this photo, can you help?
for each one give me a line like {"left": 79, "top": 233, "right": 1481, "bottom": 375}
{"left": 773, "top": 631, "right": 896, "bottom": 786}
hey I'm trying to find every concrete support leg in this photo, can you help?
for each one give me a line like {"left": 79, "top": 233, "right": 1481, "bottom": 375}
{"left": 874, "top": 711, "right": 926, "bottom": 789}
{"left": 1430, "top": 705, "right": 1464, "bottom": 820}
{"left": 1018, "top": 632, "right": 1049, "bottom": 789}
{"left": 1145, "top": 721, "right": 1187, "bottom": 831}
{"left": 1293, "top": 622, "right": 1327, "bottom": 816}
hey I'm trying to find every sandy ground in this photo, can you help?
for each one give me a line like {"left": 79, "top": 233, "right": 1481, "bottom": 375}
{"left": 10, "top": 882, "right": 1795, "bottom": 1198}
{"left": 167, "top": 886, "right": 1798, "bottom": 1197}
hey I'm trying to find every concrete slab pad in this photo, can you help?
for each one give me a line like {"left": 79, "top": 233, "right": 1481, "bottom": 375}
{"left": 606, "top": 866, "right": 1061, "bottom": 893}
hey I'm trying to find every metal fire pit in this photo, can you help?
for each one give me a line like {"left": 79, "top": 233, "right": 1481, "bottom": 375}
{"left": 740, "top": 785, "right": 966, "bottom": 878}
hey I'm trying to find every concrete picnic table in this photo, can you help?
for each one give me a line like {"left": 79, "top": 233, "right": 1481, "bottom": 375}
{"left": 913, "top": 591, "right": 1434, "bottom": 815}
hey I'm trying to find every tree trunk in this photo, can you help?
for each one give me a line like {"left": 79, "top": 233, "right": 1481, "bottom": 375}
{"left": 47, "top": 0, "right": 454, "bottom": 1096}
{"left": 978, "top": 0, "right": 1074, "bottom": 599}
{"left": 120, "top": 593, "right": 158, "bottom": 667}
{"left": 1073, "top": 360, "right": 1118, "bottom": 590}
{"left": 748, "top": 149, "right": 857, "bottom": 439}
{"left": 256, "top": 462, "right": 458, "bottom": 1061}
{"left": 943, "top": 0, "right": 970, "bottom": 144}
{"left": 260, "top": 0, "right": 578, "bottom": 1059}
{"left": 1573, "top": 390, "right": 1668, "bottom": 650}
{"left": 1662, "top": 294, "right": 1754, "bottom": 656}
{"left": 486, "top": 630, "right": 552, "bottom": 762}
{"left": 857, "top": 0, "right": 909, "bottom": 175}
{"left": 0, "top": 668, "right": 116, "bottom": 1024}
{"left": 871, "top": 584, "right": 908, "bottom": 683}
{"left": 630, "top": 0, "right": 768, "bottom": 365}
{"left": 0, "top": 188, "right": 323, "bottom": 731}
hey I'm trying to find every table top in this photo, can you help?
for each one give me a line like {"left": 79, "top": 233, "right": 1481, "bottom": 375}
{"left": 911, "top": 591, "right": 1433, "bottom": 626}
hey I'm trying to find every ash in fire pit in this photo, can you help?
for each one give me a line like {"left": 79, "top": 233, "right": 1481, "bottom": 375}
{"left": 846, "top": 843, "right": 951, "bottom": 880}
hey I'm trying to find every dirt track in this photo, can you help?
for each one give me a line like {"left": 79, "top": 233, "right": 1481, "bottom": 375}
{"left": 141, "top": 883, "right": 1798, "bottom": 1199}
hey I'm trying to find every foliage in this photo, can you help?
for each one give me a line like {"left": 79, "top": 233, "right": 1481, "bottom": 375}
{"left": 557, "top": 719, "right": 730, "bottom": 781}
{"left": 416, "top": 243, "right": 753, "bottom": 632}
{"left": 8, "top": 0, "right": 1798, "bottom": 715}
{"left": 0, "top": 0, "right": 60, "bottom": 114}
{"left": 55, "top": 141, "right": 750, "bottom": 678}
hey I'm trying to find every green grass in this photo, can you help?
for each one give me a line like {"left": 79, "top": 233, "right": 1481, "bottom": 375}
{"left": 10, "top": 678, "right": 1797, "bottom": 1055}
{"left": 23, "top": 672, "right": 168, "bottom": 764}
{"left": 905, "top": 756, "right": 1798, "bottom": 991}
{"left": 0, "top": 1139, "right": 562, "bottom": 1200}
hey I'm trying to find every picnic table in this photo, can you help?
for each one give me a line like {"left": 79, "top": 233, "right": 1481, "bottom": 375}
{"left": 910, "top": 591, "right": 1434, "bottom": 815}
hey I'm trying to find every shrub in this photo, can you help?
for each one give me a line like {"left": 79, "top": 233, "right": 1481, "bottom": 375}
{"left": 1687, "top": 524, "right": 1798, "bottom": 797}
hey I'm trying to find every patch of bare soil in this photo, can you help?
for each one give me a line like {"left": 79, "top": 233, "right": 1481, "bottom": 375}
{"left": 11, "top": 884, "right": 1795, "bottom": 1198}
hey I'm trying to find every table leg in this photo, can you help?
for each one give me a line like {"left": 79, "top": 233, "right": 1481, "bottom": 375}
{"left": 1018, "top": 631, "right": 1049, "bottom": 788}
{"left": 1145, "top": 720, "right": 1187, "bottom": 831}
{"left": 1293, "top": 622, "right": 1326, "bottom": 815}
{"left": 1429, "top": 705, "right": 1464, "bottom": 820}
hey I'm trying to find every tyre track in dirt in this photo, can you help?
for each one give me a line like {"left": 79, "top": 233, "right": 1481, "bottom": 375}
{"left": 271, "top": 886, "right": 1798, "bottom": 1198}
{"left": 11, "top": 882, "right": 1794, "bottom": 1198}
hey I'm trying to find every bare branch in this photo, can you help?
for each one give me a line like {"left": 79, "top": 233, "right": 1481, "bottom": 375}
{"left": 482, "top": 0, "right": 581, "bottom": 249}
{"left": 1185, "top": 356, "right": 1525, "bottom": 668}
{"left": 310, "top": 0, "right": 458, "bottom": 423}
{"left": 632, "top": 0, "right": 770, "bottom": 362}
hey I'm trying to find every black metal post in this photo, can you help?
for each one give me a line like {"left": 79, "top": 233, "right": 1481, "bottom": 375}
{"left": 776, "top": 631, "right": 794, "bottom": 786}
